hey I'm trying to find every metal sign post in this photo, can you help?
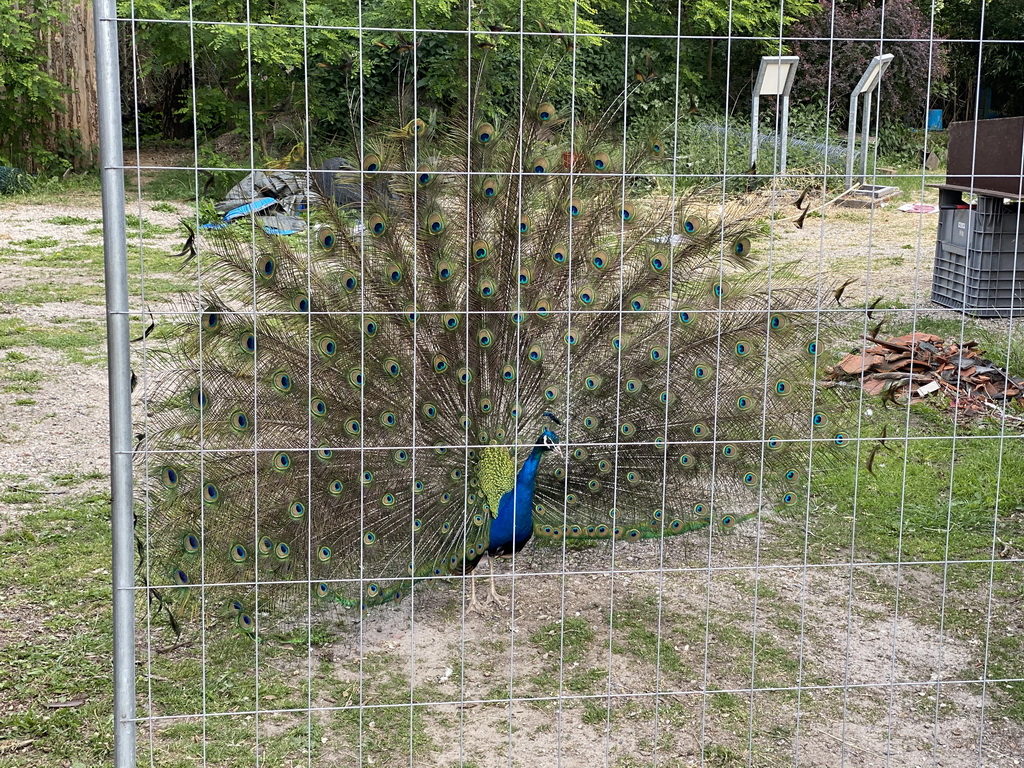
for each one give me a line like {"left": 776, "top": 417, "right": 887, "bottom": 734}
{"left": 750, "top": 55, "right": 800, "bottom": 175}
{"left": 846, "top": 53, "right": 895, "bottom": 187}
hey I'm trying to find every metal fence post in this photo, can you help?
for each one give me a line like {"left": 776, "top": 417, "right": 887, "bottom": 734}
{"left": 94, "top": 0, "right": 136, "bottom": 765}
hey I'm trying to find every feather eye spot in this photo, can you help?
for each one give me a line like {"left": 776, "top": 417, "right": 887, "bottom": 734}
{"left": 587, "top": 479, "right": 602, "bottom": 493}
{"left": 421, "top": 403, "right": 438, "bottom": 420}
{"left": 440, "top": 492, "right": 452, "bottom": 504}
{"left": 721, "top": 444, "right": 736, "bottom": 458}
{"left": 188, "top": 388, "right": 207, "bottom": 410}
{"left": 551, "top": 245, "right": 567, "bottom": 264}
{"left": 567, "top": 199, "right": 582, "bottom": 218}
{"left": 583, "top": 416, "right": 598, "bottom": 430}
{"left": 733, "top": 237, "right": 752, "bottom": 257}
{"left": 626, "top": 471, "right": 640, "bottom": 484}
{"left": 328, "top": 480, "right": 344, "bottom": 496}
{"left": 734, "top": 340, "right": 750, "bottom": 357}
{"left": 258, "top": 536, "right": 274, "bottom": 554}
{"left": 273, "top": 371, "right": 292, "bottom": 392}
{"left": 201, "top": 312, "right": 219, "bottom": 331}
{"left": 592, "top": 152, "right": 610, "bottom": 171}
{"left": 527, "top": 344, "right": 543, "bottom": 363}
{"left": 743, "top": 472, "right": 757, "bottom": 486}
{"left": 736, "top": 396, "right": 752, "bottom": 411}
{"left": 432, "top": 355, "right": 450, "bottom": 374}
{"left": 692, "top": 423, "right": 707, "bottom": 438}
{"left": 344, "top": 418, "right": 361, "bottom": 435}
{"left": 807, "top": 340, "right": 819, "bottom": 356}
{"left": 203, "top": 483, "right": 219, "bottom": 503}
{"left": 393, "top": 449, "right": 409, "bottom": 464}
{"left": 416, "top": 164, "right": 435, "bottom": 187}
{"left": 368, "top": 215, "right": 386, "bottom": 237}
{"left": 316, "top": 446, "right": 333, "bottom": 460}
{"left": 362, "top": 154, "right": 380, "bottom": 172}
{"left": 625, "top": 379, "right": 642, "bottom": 393}
{"left": 231, "top": 544, "right": 247, "bottom": 563}
{"left": 272, "top": 452, "right": 291, "bottom": 471}
{"left": 367, "top": 583, "right": 380, "bottom": 598}
{"left": 318, "top": 337, "right": 337, "bottom": 357}
{"left": 257, "top": 255, "right": 275, "bottom": 279}
{"left": 348, "top": 369, "right": 365, "bottom": 388}
{"left": 650, "top": 346, "right": 667, "bottom": 362}
{"left": 783, "top": 492, "right": 797, "bottom": 506}
{"left": 770, "top": 314, "right": 786, "bottom": 330}
{"left": 289, "top": 501, "right": 306, "bottom": 520}
{"left": 472, "top": 240, "right": 490, "bottom": 260}
{"left": 380, "top": 411, "right": 397, "bottom": 427}
{"left": 544, "top": 386, "right": 560, "bottom": 401}
{"left": 835, "top": 433, "right": 850, "bottom": 447}
{"left": 812, "top": 412, "right": 828, "bottom": 427}
{"left": 441, "top": 314, "right": 459, "bottom": 331}
{"left": 621, "top": 203, "right": 636, "bottom": 222}
{"left": 584, "top": 375, "right": 602, "bottom": 391}
{"left": 459, "top": 367, "right": 474, "bottom": 385}
{"left": 182, "top": 533, "right": 200, "bottom": 553}
{"left": 767, "top": 436, "right": 782, "bottom": 450}
{"left": 678, "top": 310, "right": 695, "bottom": 325}
{"left": 310, "top": 398, "right": 327, "bottom": 417}
{"left": 519, "top": 267, "right": 532, "bottom": 285}
{"left": 712, "top": 281, "right": 729, "bottom": 298}
{"left": 160, "top": 467, "right": 179, "bottom": 488}
{"left": 482, "top": 177, "right": 498, "bottom": 198}
{"left": 475, "top": 123, "right": 495, "bottom": 144}
{"left": 361, "top": 471, "right": 374, "bottom": 485}
{"left": 650, "top": 254, "right": 667, "bottom": 272}
{"left": 577, "top": 287, "right": 595, "bottom": 306}
{"left": 620, "top": 422, "right": 636, "bottom": 437}
{"left": 573, "top": 447, "right": 588, "bottom": 460}
{"left": 274, "top": 542, "right": 290, "bottom": 560}
{"left": 425, "top": 210, "right": 446, "bottom": 234}
{"left": 173, "top": 569, "right": 189, "bottom": 585}
{"left": 630, "top": 296, "right": 648, "bottom": 312}
{"left": 563, "top": 332, "right": 578, "bottom": 346}
{"left": 693, "top": 364, "right": 711, "bottom": 380}
{"left": 785, "top": 469, "right": 800, "bottom": 483}
{"left": 683, "top": 216, "right": 703, "bottom": 234}
{"left": 679, "top": 454, "right": 695, "bottom": 468}
{"left": 519, "top": 215, "right": 532, "bottom": 234}
{"left": 316, "top": 582, "right": 330, "bottom": 598}
{"left": 478, "top": 398, "right": 493, "bottom": 414}
{"left": 478, "top": 279, "right": 496, "bottom": 299}
{"left": 239, "top": 332, "right": 256, "bottom": 353}
{"left": 318, "top": 546, "right": 332, "bottom": 562}
{"left": 775, "top": 380, "right": 791, "bottom": 397}
{"left": 597, "top": 459, "right": 611, "bottom": 473}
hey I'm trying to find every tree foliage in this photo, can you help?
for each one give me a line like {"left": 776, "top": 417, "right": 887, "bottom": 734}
{"left": 0, "top": 0, "right": 73, "bottom": 172}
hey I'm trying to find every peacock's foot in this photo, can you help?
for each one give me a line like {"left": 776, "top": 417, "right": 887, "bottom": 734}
{"left": 487, "top": 579, "right": 509, "bottom": 609}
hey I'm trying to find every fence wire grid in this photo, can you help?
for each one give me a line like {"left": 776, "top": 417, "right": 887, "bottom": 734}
{"left": 96, "top": 0, "right": 1024, "bottom": 766}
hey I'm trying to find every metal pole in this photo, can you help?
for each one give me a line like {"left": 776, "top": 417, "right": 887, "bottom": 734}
{"left": 846, "top": 91, "right": 859, "bottom": 187}
{"left": 779, "top": 94, "right": 790, "bottom": 175}
{"left": 861, "top": 89, "right": 873, "bottom": 183}
{"left": 750, "top": 95, "right": 760, "bottom": 170}
{"left": 94, "top": 1, "right": 137, "bottom": 766}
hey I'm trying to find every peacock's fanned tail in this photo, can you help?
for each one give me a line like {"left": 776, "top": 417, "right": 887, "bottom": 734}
{"left": 137, "top": 67, "right": 848, "bottom": 634}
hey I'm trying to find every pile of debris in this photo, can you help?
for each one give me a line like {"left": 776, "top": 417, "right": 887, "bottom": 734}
{"left": 828, "top": 332, "right": 1024, "bottom": 418}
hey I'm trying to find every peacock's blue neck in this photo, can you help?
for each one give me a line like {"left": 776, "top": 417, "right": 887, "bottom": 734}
{"left": 489, "top": 444, "right": 545, "bottom": 550}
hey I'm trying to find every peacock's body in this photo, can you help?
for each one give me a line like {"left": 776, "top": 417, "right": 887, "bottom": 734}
{"left": 138, "top": 52, "right": 848, "bottom": 633}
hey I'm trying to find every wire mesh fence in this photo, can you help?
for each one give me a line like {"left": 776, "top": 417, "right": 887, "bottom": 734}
{"left": 96, "top": 0, "right": 1024, "bottom": 765}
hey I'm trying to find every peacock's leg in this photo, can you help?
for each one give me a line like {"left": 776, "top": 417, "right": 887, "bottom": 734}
{"left": 468, "top": 562, "right": 491, "bottom": 614}
{"left": 487, "top": 556, "right": 509, "bottom": 609}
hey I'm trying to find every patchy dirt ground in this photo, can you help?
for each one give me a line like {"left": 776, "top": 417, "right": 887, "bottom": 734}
{"left": 1, "top": 172, "right": 1021, "bottom": 768}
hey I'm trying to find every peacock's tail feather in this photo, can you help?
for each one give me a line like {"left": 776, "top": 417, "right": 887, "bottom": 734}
{"left": 136, "top": 57, "right": 849, "bottom": 633}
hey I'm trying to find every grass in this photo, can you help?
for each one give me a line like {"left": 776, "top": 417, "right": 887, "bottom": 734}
{"left": 3, "top": 162, "right": 1024, "bottom": 766}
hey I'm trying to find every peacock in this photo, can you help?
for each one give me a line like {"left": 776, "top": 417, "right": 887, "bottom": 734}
{"left": 137, "top": 47, "right": 850, "bottom": 635}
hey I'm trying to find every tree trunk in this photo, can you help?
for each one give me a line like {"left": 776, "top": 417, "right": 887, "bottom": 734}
{"left": 42, "top": 0, "right": 99, "bottom": 169}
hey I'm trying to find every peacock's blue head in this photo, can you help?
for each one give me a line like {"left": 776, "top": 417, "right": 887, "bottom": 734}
{"left": 538, "top": 428, "right": 560, "bottom": 451}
